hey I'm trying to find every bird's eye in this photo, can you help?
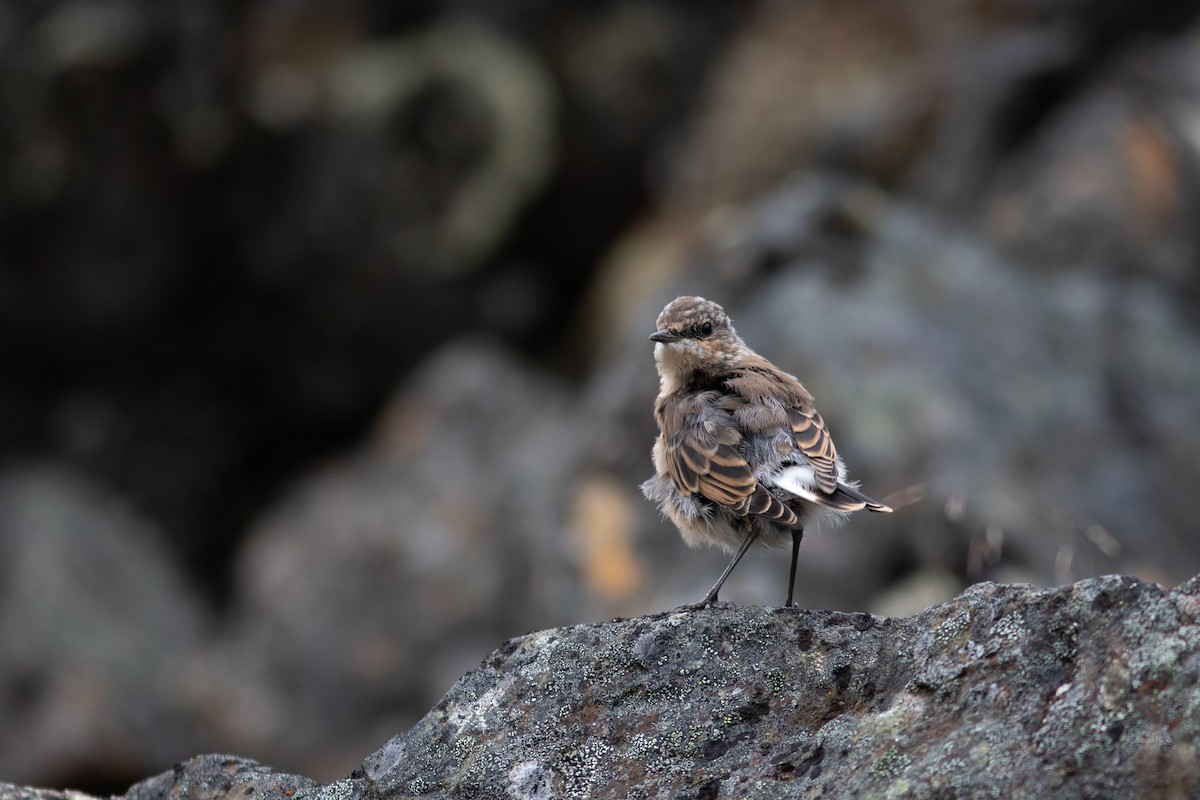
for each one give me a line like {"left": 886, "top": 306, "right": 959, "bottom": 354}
{"left": 699, "top": 322, "right": 714, "bottom": 336}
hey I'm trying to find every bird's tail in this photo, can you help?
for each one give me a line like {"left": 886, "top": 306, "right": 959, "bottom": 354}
{"left": 823, "top": 483, "right": 893, "bottom": 514}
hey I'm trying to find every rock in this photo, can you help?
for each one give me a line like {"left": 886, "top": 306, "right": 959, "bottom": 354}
{"left": 0, "top": 755, "right": 331, "bottom": 800}
{"left": 0, "top": 466, "right": 213, "bottom": 789}
{"left": 362, "top": 573, "right": 1200, "bottom": 798}
{"left": 121, "top": 755, "right": 324, "bottom": 800}
{"left": 14, "top": 573, "right": 1194, "bottom": 800}
{"left": 0, "top": 787, "right": 97, "bottom": 800}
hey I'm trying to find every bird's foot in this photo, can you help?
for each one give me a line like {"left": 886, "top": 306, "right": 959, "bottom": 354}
{"left": 676, "top": 592, "right": 722, "bottom": 612}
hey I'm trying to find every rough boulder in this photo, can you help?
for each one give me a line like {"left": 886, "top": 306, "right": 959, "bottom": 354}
{"left": 4, "top": 574, "right": 1198, "bottom": 799}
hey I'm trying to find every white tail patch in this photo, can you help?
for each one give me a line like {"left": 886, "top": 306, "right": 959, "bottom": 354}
{"left": 767, "top": 465, "right": 822, "bottom": 502}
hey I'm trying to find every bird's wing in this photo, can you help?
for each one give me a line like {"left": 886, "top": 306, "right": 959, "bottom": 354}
{"left": 664, "top": 417, "right": 795, "bottom": 523}
{"left": 787, "top": 407, "right": 840, "bottom": 494}
{"left": 725, "top": 361, "right": 842, "bottom": 495}
{"left": 665, "top": 425, "right": 752, "bottom": 505}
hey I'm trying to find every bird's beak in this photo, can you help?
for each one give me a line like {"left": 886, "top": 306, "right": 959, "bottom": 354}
{"left": 649, "top": 329, "right": 678, "bottom": 344}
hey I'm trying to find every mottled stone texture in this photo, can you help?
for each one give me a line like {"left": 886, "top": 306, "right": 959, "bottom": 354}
{"left": 363, "top": 575, "right": 1200, "bottom": 798}
{"left": 4, "top": 574, "right": 1199, "bottom": 800}
{"left": 123, "top": 757, "right": 323, "bottom": 800}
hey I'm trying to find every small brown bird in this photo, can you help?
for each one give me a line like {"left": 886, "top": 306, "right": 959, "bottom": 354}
{"left": 641, "top": 296, "right": 891, "bottom": 607}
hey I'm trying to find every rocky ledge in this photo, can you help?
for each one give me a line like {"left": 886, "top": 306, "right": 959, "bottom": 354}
{"left": 5, "top": 574, "right": 1199, "bottom": 799}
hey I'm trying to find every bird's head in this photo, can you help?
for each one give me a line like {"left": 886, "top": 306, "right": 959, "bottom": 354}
{"left": 649, "top": 296, "right": 748, "bottom": 386}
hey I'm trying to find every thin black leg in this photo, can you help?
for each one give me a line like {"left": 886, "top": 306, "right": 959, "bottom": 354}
{"left": 786, "top": 527, "right": 804, "bottom": 607}
{"left": 701, "top": 526, "right": 760, "bottom": 605}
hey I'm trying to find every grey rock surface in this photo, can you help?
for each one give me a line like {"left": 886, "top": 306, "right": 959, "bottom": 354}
{"left": 362, "top": 573, "right": 1200, "bottom": 798}
{"left": 8, "top": 574, "right": 1195, "bottom": 800}
{"left": 120, "top": 756, "right": 326, "bottom": 800}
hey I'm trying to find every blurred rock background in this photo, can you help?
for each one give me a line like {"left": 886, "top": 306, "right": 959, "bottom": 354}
{"left": 2, "top": 0, "right": 1199, "bottom": 792}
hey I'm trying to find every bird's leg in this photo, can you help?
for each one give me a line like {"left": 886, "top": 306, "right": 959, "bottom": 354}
{"left": 786, "top": 527, "right": 805, "bottom": 608}
{"left": 700, "top": 524, "right": 760, "bottom": 606}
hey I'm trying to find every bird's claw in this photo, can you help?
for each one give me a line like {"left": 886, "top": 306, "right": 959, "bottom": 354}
{"left": 676, "top": 594, "right": 721, "bottom": 612}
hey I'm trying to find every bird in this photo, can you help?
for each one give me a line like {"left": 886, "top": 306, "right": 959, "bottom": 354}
{"left": 640, "top": 295, "right": 891, "bottom": 607}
